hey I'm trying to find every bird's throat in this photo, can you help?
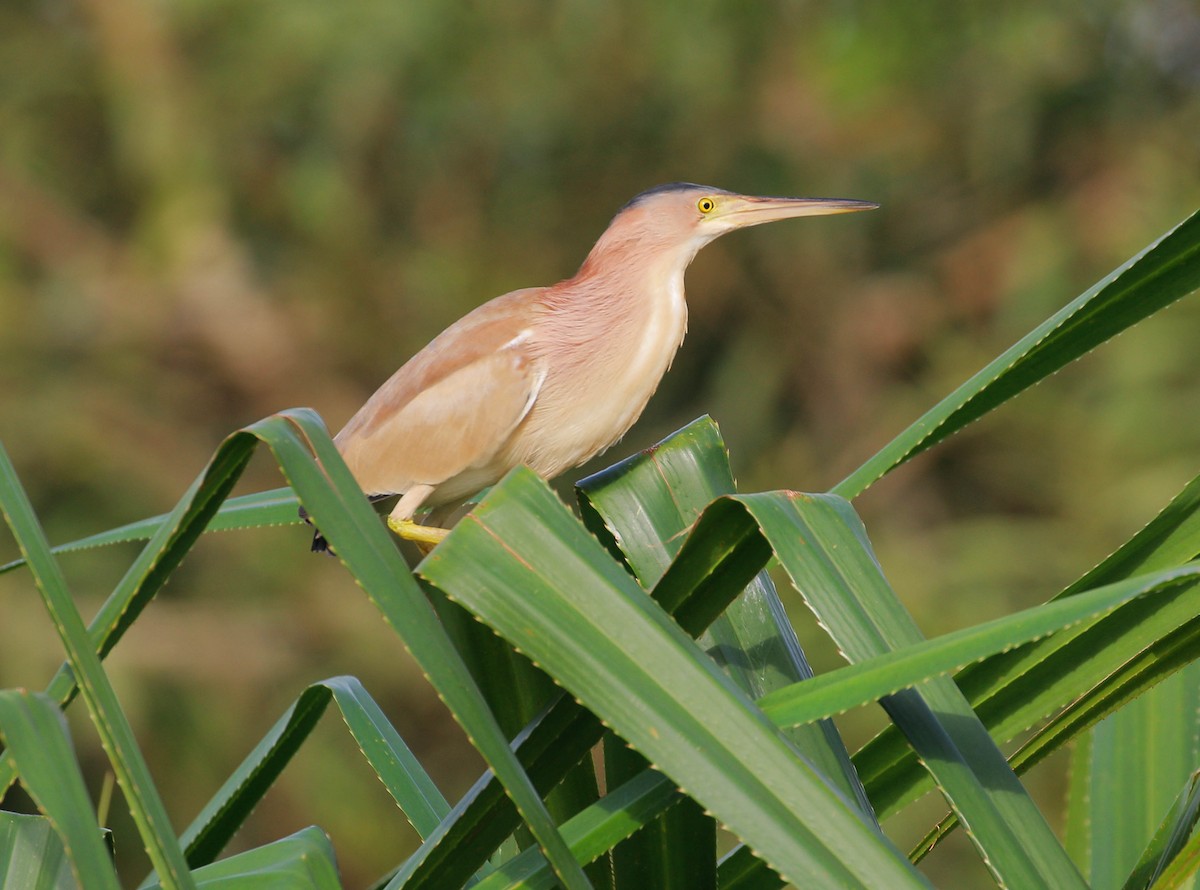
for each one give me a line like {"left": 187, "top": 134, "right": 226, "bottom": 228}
{"left": 511, "top": 262, "right": 689, "bottom": 477}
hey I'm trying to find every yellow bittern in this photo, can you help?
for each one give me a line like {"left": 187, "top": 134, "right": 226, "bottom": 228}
{"left": 310, "top": 183, "right": 875, "bottom": 552}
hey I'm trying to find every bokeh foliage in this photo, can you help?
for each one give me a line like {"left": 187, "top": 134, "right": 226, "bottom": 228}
{"left": 2, "top": 1, "right": 1200, "bottom": 884}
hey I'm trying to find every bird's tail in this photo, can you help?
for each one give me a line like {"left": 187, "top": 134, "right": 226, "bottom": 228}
{"left": 297, "top": 504, "right": 333, "bottom": 554}
{"left": 300, "top": 493, "right": 397, "bottom": 556}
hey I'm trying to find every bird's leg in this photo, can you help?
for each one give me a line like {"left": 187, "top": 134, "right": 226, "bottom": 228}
{"left": 385, "top": 485, "right": 449, "bottom": 547}
{"left": 387, "top": 517, "right": 450, "bottom": 545}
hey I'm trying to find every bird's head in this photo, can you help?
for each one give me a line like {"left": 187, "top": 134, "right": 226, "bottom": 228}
{"left": 580, "top": 182, "right": 877, "bottom": 277}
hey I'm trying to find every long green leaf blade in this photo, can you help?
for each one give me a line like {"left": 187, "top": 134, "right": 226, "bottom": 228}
{"left": 0, "top": 447, "right": 195, "bottom": 890}
{"left": 393, "top": 693, "right": 607, "bottom": 890}
{"left": 1120, "top": 770, "right": 1200, "bottom": 890}
{"left": 408, "top": 548, "right": 1200, "bottom": 888}
{"left": 910, "top": 607, "right": 1200, "bottom": 861}
{"left": 0, "top": 488, "right": 300, "bottom": 576}
{"left": 144, "top": 827, "right": 341, "bottom": 889}
{"left": 253, "top": 411, "right": 588, "bottom": 890}
{"left": 457, "top": 562, "right": 1200, "bottom": 889}
{"left": 323, "top": 676, "right": 450, "bottom": 837}
{"left": 166, "top": 676, "right": 447, "bottom": 876}
{"left": 735, "top": 490, "right": 1085, "bottom": 888}
{"left": 835, "top": 208, "right": 1200, "bottom": 499}
{"left": 755, "top": 566, "right": 1200, "bottom": 730}
{"left": 632, "top": 488, "right": 1200, "bottom": 729}
{"left": 859, "top": 465, "right": 1200, "bottom": 820}
{"left": 0, "top": 432, "right": 263, "bottom": 806}
{"left": 471, "top": 770, "right": 683, "bottom": 890}
{"left": 1130, "top": 771, "right": 1200, "bottom": 889}
{"left": 1084, "top": 664, "right": 1200, "bottom": 889}
{"left": 4, "top": 409, "right": 585, "bottom": 890}
{"left": 419, "top": 467, "right": 928, "bottom": 890}
{"left": 0, "top": 812, "right": 77, "bottom": 890}
{"left": 578, "top": 417, "right": 872, "bottom": 821}
{"left": 0, "top": 693, "right": 119, "bottom": 889}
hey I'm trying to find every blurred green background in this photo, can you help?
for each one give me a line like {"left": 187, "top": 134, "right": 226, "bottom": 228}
{"left": 3, "top": 1, "right": 1200, "bottom": 885}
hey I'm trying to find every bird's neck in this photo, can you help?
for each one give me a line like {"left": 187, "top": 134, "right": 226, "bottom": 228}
{"left": 542, "top": 223, "right": 692, "bottom": 375}
{"left": 570, "top": 224, "right": 701, "bottom": 298}
{"left": 529, "top": 223, "right": 692, "bottom": 464}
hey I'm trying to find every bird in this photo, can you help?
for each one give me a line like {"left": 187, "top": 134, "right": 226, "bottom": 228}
{"left": 309, "top": 182, "right": 876, "bottom": 552}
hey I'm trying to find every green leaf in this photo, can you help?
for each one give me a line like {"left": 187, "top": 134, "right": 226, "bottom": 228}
{"left": 1064, "top": 732, "right": 1092, "bottom": 870}
{"left": 405, "top": 440, "right": 1200, "bottom": 889}
{"left": 734, "top": 490, "right": 1086, "bottom": 888}
{"left": 715, "top": 846, "right": 785, "bottom": 890}
{"left": 144, "top": 827, "right": 341, "bottom": 889}
{"left": 419, "top": 467, "right": 928, "bottom": 890}
{"left": 165, "top": 677, "right": 447, "bottom": 877}
{"left": 1120, "top": 769, "right": 1200, "bottom": 890}
{"left": 755, "top": 566, "right": 1200, "bottom": 731}
{"left": 602, "top": 738, "right": 712, "bottom": 890}
{"left": 2, "top": 430, "right": 264, "bottom": 810}
{"left": 908, "top": 600, "right": 1200, "bottom": 862}
{"left": 320, "top": 676, "right": 449, "bottom": 838}
{"left": 425, "top": 588, "right": 607, "bottom": 887}
{"left": 578, "top": 417, "right": 872, "bottom": 823}
{"left": 860, "top": 465, "right": 1200, "bottom": 822}
{"left": 471, "top": 769, "right": 683, "bottom": 890}
{"left": 834, "top": 207, "right": 1200, "bottom": 499}
{"left": 0, "top": 694, "right": 118, "bottom": 889}
{"left": 0, "top": 488, "right": 301, "bottom": 576}
{"left": 250, "top": 411, "right": 588, "bottom": 890}
{"left": 0, "top": 447, "right": 196, "bottom": 890}
{"left": 393, "top": 692, "right": 607, "bottom": 890}
{"left": 399, "top": 419, "right": 774, "bottom": 890}
{"left": 581, "top": 421, "right": 729, "bottom": 890}
{"left": 612, "top": 491, "right": 1200, "bottom": 728}
{"left": 0, "top": 812, "right": 81, "bottom": 890}
{"left": 1083, "top": 664, "right": 1200, "bottom": 889}
{"left": 2, "top": 410, "right": 586, "bottom": 890}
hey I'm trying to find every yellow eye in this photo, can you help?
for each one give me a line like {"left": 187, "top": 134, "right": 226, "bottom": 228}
{"left": 697, "top": 197, "right": 716, "bottom": 214}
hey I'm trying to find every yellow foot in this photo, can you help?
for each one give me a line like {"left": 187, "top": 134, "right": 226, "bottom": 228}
{"left": 387, "top": 516, "right": 450, "bottom": 547}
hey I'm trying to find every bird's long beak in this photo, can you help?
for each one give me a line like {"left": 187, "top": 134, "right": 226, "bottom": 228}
{"left": 720, "top": 195, "right": 878, "bottom": 227}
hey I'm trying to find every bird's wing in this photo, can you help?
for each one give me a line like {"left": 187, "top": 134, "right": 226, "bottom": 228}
{"left": 335, "top": 289, "right": 545, "bottom": 496}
